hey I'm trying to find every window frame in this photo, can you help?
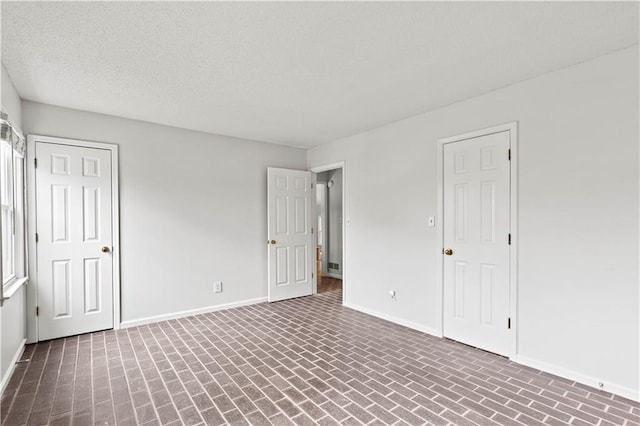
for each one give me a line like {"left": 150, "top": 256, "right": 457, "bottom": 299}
{"left": 1, "top": 124, "right": 27, "bottom": 301}
{"left": 2, "top": 139, "right": 16, "bottom": 285}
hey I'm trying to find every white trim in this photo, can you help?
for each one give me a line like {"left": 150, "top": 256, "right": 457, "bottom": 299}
{"left": 26, "top": 136, "right": 37, "bottom": 343}
{"left": 310, "top": 162, "right": 345, "bottom": 174}
{"left": 436, "top": 122, "right": 519, "bottom": 358}
{"left": 344, "top": 302, "right": 440, "bottom": 337}
{"left": 509, "top": 123, "right": 519, "bottom": 358}
{"left": 435, "top": 138, "right": 445, "bottom": 340}
{"left": 514, "top": 355, "right": 639, "bottom": 403}
{"left": 2, "top": 277, "right": 27, "bottom": 299}
{"left": 0, "top": 338, "right": 26, "bottom": 395}
{"left": 311, "top": 174, "right": 318, "bottom": 295}
{"left": 111, "top": 144, "right": 121, "bottom": 330}
{"left": 323, "top": 272, "right": 343, "bottom": 280}
{"left": 26, "top": 135, "right": 121, "bottom": 343}
{"left": 310, "top": 161, "right": 346, "bottom": 305}
{"left": 25, "top": 135, "right": 38, "bottom": 343}
{"left": 120, "top": 297, "right": 267, "bottom": 329}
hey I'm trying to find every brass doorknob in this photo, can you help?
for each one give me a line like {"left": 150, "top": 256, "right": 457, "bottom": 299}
{"left": 270, "top": 240, "right": 277, "bottom": 245}
{"left": 444, "top": 248, "right": 453, "bottom": 256}
{"left": 101, "top": 246, "right": 110, "bottom": 253}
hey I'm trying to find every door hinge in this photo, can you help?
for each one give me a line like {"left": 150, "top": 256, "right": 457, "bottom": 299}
{"left": 34, "top": 158, "right": 38, "bottom": 168}
{"left": 507, "top": 317, "right": 511, "bottom": 329}
{"left": 35, "top": 233, "right": 39, "bottom": 243}
{"left": 508, "top": 234, "right": 511, "bottom": 245}
{"left": 311, "top": 183, "right": 314, "bottom": 189}
{"left": 36, "top": 306, "right": 39, "bottom": 316}
{"left": 311, "top": 227, "right": 314, "bottom": 234}
{"left": 508, "top": 149, "right": 511, "bottom": 161}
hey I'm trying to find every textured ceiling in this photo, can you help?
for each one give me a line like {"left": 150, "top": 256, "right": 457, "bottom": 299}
{"left": 2, "top": 2, "right": 638, "bottom": 148}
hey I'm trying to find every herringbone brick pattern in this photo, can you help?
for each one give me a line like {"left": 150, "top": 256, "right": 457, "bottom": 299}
{"left": 1, "top": 289, "right": 638, "bottom": 425}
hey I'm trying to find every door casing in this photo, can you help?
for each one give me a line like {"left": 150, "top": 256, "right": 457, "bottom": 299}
{"left": 26, "top": 135, "right": 120, "bottom": 343}
{"left": 436, "top": 122, "right": 518, "bottom": 359}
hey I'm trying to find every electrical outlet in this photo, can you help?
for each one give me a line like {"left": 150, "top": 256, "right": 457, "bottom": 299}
{"left": 389, "top": 290, "right": 396, "bottom": 301}
{"left": 214, "top": 281, "right": 223, "bottom": 293}
{"left": 427, "top": 216, "right": 435, "bottom": 227}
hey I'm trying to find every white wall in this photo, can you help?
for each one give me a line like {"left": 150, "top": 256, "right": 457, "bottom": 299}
{"left": 1, "top": 64, "right": 27, "bottom": 388}
{"left": 2, "top": 65, "right": 22, "bottom": 130}
{"left": 308, "top": 46, "right": 639, "bottom": 399}
{"left": 22, "top": 101, "right": 307, "bottom": 328}
{"left": 1, "top": 289, "right": 25, "bottom": 384}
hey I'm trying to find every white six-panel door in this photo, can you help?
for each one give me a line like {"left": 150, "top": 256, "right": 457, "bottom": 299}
{"left": 443, "top": 131, "right": 511, "bottom": 356}
{"left": 36, "top": 142, "right": 114, "bottom": 340}
{"left": 267, "top": 168, "right": 314, "bottom": 302}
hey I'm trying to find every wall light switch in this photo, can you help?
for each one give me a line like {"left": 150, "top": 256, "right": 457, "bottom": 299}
{"left": 427, "top": 216, "right": 435, "bottom": 227}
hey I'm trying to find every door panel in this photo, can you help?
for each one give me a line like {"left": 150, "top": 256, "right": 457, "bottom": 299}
{"left": 268, "top": 168, "right": 313, "bottom": 302}
{"left": 52, "top": 260, "right": 71, "bottom": 318}
{"left": 36, "top": 142, "right": 113, "bottom": 340}
{"left": 83, "top": 258, "right": 101, "bottom": 313}
{"left": 83, "top": 186, "right": 100, "bottom": 241}
{"left": 443, "top": 131, "right": 510, "bottom": 355}
{"left": 51, "top": 184, "right": 70, "bottom": 242}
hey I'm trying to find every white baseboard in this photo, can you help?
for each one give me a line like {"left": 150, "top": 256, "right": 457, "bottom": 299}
{"left": 344, "top": 302, "right": 441, "bottom": 338}
{"left": 515, "top": 354, "right": 639, "bottom": 402}
{"left": 1, "top": 338, "right": 26, "bottom": 395}
{"left": 323, "top": 272, "right": 343, "bottom": 279}
{"left": 342, "top": 301, "right": 638, "bottom": 402}
{"left": 120, "top": 297, "right": 267, "bottom": 328}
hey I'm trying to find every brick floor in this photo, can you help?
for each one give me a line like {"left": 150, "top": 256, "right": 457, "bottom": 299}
{"left": 1, "top": 289, "right": 638, "bottom": 425}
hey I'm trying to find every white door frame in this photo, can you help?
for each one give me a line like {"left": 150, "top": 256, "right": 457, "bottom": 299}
{"left": 26, "top": 134, "right": 121, "bottom": 343}
{"left": 310, "top": 161, "right": 346, "bottom": 304}
{"left": 436, "top": 122, "right": 518, "bottom": 358}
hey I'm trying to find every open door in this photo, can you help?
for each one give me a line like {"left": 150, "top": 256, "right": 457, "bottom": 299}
{"left": 267, "top": 167, "right": 314, "bottom": 302}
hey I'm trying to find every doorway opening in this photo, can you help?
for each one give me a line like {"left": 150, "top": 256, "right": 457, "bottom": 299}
{"left": 312, "top": 163, "right": 345, "bottom": 299}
